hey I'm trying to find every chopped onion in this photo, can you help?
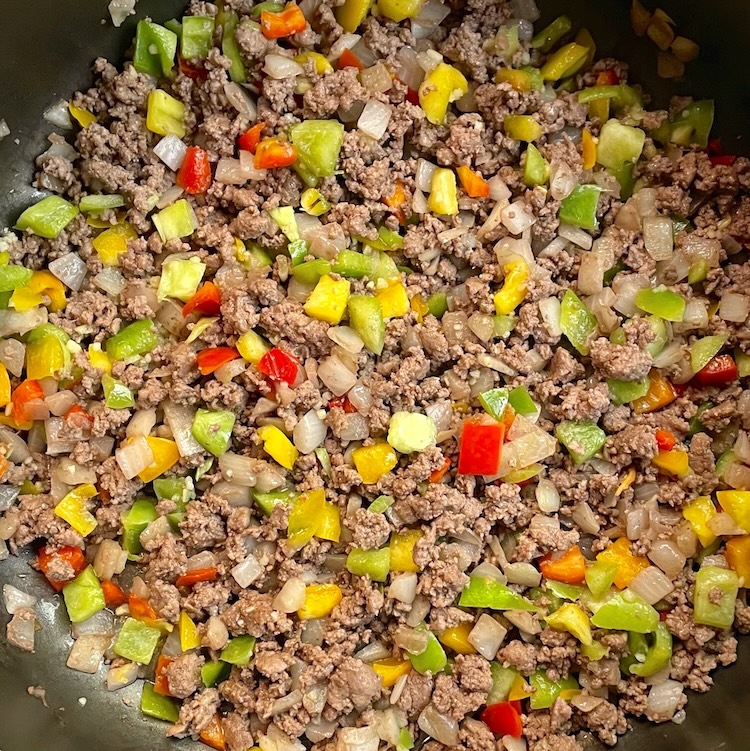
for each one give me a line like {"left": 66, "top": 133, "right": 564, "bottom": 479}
{"left": 126, "top": 408, "right": 156, "bottom": 439}
{"left": 94, "top": 539, "right": 128, "bottom": 581}
{"left": 405, "top": 594, "right": 430, "bottom": 627}
{"left": 0, "top": 426, "right": 31, "bottom": 462}
{"left": 535, "top": 479, "right": 560, "bottom": 513}
{"left": 71, "top": 608, "right": 115, "bottom": 639}
{"left": 360, "top": 63, "right": 393, "bottom": 94}
{"left": 156, "top": 185, "right": 184, "bottom": 209}
{"left": 106, "top": 662, "right": 139, "bottom": 691}
{"left": 418, "top": 704, "right": 459, "bottom": 746}
{"left": 223, "top": 82, "right": 257, "bottom": 121}
{"left": 67, "top": 634, "right": 110, "bottom": 674}
{"left": 274, "top": 577, "right": 306, "bottom": 612}
{"left": 93, "top": 267, "right": 126, "bottom": 296}
{"left": 255, "top": 468, "right": 286, "bottom": 493}
{"left": 468, "top": 613, "right": 508, "bottom": 659}
{"left": 318, "top": 355, "right": 357, "bottom": 396}
{"left": 358, "top": 100, "right": 391, "bottom": 141}
{"left": 719, "top": 292, "right": 750, "bottom": 323}
{"left": 734, "top": 431, "right": 750, "bottom": 464}
{"left": 0, "top": 308, "right": 48, "bottom": 337}
{"left": 108, "top": 0, "right": 136, "bottom": 27}
{"left": 471, "top": 561, "right": 506, "bottom": 582}
{"left": 498, "top": 415, "right": 557, "bottom": 477}
{"left": 0, "top": 120, "right": 9, "bottom": 141}
{"left": 511, "top": 0, "right": 540, "bottom": 20}
{"left": 259, "top": 723, "right": 306, "bottom": 751}
{"left": 643, "top": 216, "right": 674, "bottom": 261}
{"left": 0, "top": 486, "right": 19, "bottom": 513}
{"left": 338, "top": 413, "right": 369, "bottom": 442}
{"left": 43, "top": 99, "right": 72, "bottom": 129}
{"left": 559, "top": 224, "right": 593, "bottom": 250}
{"left": 347, "top": 382, "right": 373, "bottom": 414}
{"left": 416, "top": 159, "right": 438, "bottom": 193}
{"left": 681, "top": 298, "right": 708, "bottom": 329}
{"left": 304, "top": 223, "right": 348, "bottom": 260}
{"left": 388, "top": 572, "right": 418, "bottom": 604}
{"left": 2, "top": 584, "right": 37, "bottom": 615}
{"left": 115, "top": 435, "right": 154, "bottom": 480}
{"left": 629, "top": 566, "right": 674, "bottom": 605}
{"left": 218, "top": 452, "right": 259, "bottom": 486}
{"left": 213, "top": 481, "right": 252, "bottom": 507}
{"left": 572, "top": 502, "right": 600, "bottom": 534}
{"left": 0, "top": 338, "right": 25, "bottom": 377}
{"left": 328, "top": 33, "right": 361, "bottom": 61}
{"left": 327, "top": 326, "right": 364, "bottom": 354}
{"left": 153, "top": 134, "right": 187, "bottom": 171}
{"left": 335, "top": 726, "right": 379, "bottom": 751}
{"left": 538, "top": 297, "right": 563, "bottom": 338}
{"left": 396, "top": 45, "right": 424, "bottom": 91}
{"left": 501, "top": 200, "right": 536, "bottom": 235}
{"left": 416, "top": 49, "right": 443, "bottom": 74}
{"left": 647, "top": 680, "right": 684, "bottom": 720}
{"left": 425, "top": 400, "right": 452, "bottom": 433}
{"left": 264, "top": 54, "right": 304, "bottom": 79}
{"left": 48, "top": 252, "right": 86, "bottom": 292}
{"left": 647, "top": 539, "right": 686, "bottom": 578}
{"left": 44, "top": 417, "right": 75, "bottom": 456}
{"left": 354, "top": 641, "right": 392, "bottom": 663}
{"left": 468, "top": 312, "right": 495, "bottom": 342}
{"left": 231, "top": 555, "right": 263, "bottom": 588}
{"left": 577, "top": 252, "right": 605, "bottom": 295}
{"left": 293, "top": 410, "right": 328, "bottom": 454}
{"left": 549, "top": 162, "right": 577, "bottom": 200}
{"left": 612, "top": 273, "right": 650, "bottom": 316}
{"left": 504, "top": 562, "right": 541, "bottom": 587}
{"left": 140, "top": 515, "right": 172, "bottom": 548}
{"left": 725, "top": 461, "right": 750, "bottom": 490}
{"left": 488, "top": 176, "right": 511, "bottom": 202}
{"left": 163, "top": 401, "right": 203, "bottom": 457}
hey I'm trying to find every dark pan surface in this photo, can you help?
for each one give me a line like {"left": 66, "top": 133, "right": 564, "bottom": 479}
{"left": 0, "top": 1, "right": 747, "bottom": 749}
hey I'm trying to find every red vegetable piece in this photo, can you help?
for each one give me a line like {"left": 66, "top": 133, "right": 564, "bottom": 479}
{"left": 178, "top": 57, "right": 208, "bottom": 81}
{"left": 37, "top": 545, "right": 87, "bottom": 592}
{"left": 338, "top": 48, "right": 364, "bottom": 70}
{"left": 254, "top": 137, "right": 297, "bottom": 169}
{"left": 237, "top": 122, "right": 265, "bottom": 154}
{"left": 176, "top": 567, "right": 219, "bottom": 588}
{"left": 428, "top": 456, "right": 451, "bottom": 483}
{"left": 64, "top": 403, "right": 95, "bottom": 431}
{"left": 457, "top": 420, "right": 504, "bottom": 476}
{"left": 258, "top": 347, "right": 301, "bottom": 386}
{"left": 154, "top": 654, "right": 174, "bottom": 696}
{"left": 596, "top": 69, "right": 619, "bottom": 85}
{"left": 329, "top": 395, "right": 357, "bottom": 413}
{"left": 710, "top": 155, "right": 736, "bottom": 167}
{"left": 695, "top": 354, "right": 738, "bottom": 386}
{"left": 12, "top": 379, "right": 44, "bottom": 424}
{"left": 481, "top": 702, "right": 523, "bottom": 738}
{"left": 177, "top": 146, "right": 213, "bottom": 195}
{"left": 101, "top": 579, "right": 128, "bottom": 608}
{"left": 405, "top": 87, "right": 420, "bottom": 106}
{"left": 183, "top": 281, "right": 222, "bottom": 318}
{"left": 196, "top": 347, "right": 241, "bottom": 376}
{"left": 655, "top": 429, "right": 676, "bottom": 452}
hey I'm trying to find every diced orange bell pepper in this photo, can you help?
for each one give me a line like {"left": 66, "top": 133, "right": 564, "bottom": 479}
{"left": 11, "top": 379, "right": 44, "bottom": 423}
{"left": 596, "top": 538, "right": 649, "bottom": 588}
{"left": 137, "top": 437, "right": 180, "bottom": 483}
{"left": 652, "top": 449, "right": 690, "bottom": 477}
{"left": 183, "top": 281, "right": 222, "bottom": 318}
{"left": 383, "top": 180, "right": 408, "bottom": 223}
{"left": 196, "top": 347, "right": 241, "bottom": 375}
{"left": 429, "top": 456, "right": 451, "bottom": 483}
{"left": 254, "top": 137, "right": 297, "bottom": 169}
{"left": 726, "top": 536, "right": 750, "bottom": 583}
{"left": 0, "top": 455, "right": 10, "bottom": 482}
{"left": 410, "top": 294, "right": 429, "bottom": 323}
{"left": 128, "top": 594, "right": 158, "bottom": 622}
{"left": 176, "top": 567, "right": 219, "bottom": 588}
{"left": 539, "top": 545, "right": 586, "bottom": 585}
{"left": 154, "top": 654, "right": 174, "bottom": 696}
{"left": 37, "top": 545, "right": 87, "bottom": 592}
{"left": 457, "top": 165, "right": 490, "bottom": 198}
{"left": 199, "top": 714, "right": 227, "bottom": 751}
{"left": 582, "top": 129, "right": 597, "bottom": 169}
{"left": 438, "top": 622, "right": 477, "bottom": 654}
{"left": 655, "top": 429, "right": 676, "bottom": 451}
{"left": 259, "top": 3, "right": 307, "bottom": 39}
{"left": 101, "top": 579, "right": 128, "bottom": 608}
{"left": 632, "top": 371, "right": 677, "bottom": 414}
{"left": 338, "top": 48, "right": 364, "bottom": 70}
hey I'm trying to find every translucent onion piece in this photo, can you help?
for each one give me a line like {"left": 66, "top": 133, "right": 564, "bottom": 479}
{"left": 115, "top": 435, "right": 154, "bottom": 479}
{"left": 293, "top": 410, "right": 327, "bottom": 454}
{"left": 223, "top": 82, "right": 258, "bottom": 121}
{"left": 2, "top": 584, "right": 37, "bottom": 615}
{"left": 468, "top": 613, "right": 508, "bottom": 659}
{"left": 357, "top": 100, "right": 392, "bottom": 141}
{"left": 153, "top": 134, "right": 187, "bottom": 171}
{"left": 231, "top": 555, "right": 263, "bottom": 588}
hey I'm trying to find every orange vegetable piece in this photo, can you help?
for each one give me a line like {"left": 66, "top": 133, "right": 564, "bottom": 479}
{"left": 726, "top": 536, "right": 750, "bottom": 583}
{"left": 176, "top": 567, "right": 219, "bottom": 588}
{"left": 338, "top": 48, "right": 364, "bottom": 70}
{"left": 254, "top": 137, "right": 297, "bottom": 169}
{"left": 183, "top": 281, "right": 222, "bottom": 318}
{"left": 196, "top": 347, "right": 241, "bottom": 376}
{"left": 429, "top": 456, "right": 451, "bottom": 483}
{"left": 539, "top": 545, "right": 586, "bottom": 585}
{"left": 128, "top": 594, "right": 158, "bottom": 622}
{"left": 260, "top": 3, "right": 307, "bottom": 39}
{"left": 199, "top": 714, "right": 227, "bottom": 751}
{"left": 154, "top": 654, "right": 174, "bottom": 696}
{"left": 596, "top": 538, "right": 650, "bottom": 588}
{"left": 37, "top": 545, "right": 87, "bottom": 592}
{"left": 11, "top": 379, "right": 44, "bottom": 423}
{"left": 632, "top": 371, "right": 677, "bottom": 414}
{"left": 457, "top": 165, "right": 490, "bottom": 198}
{"left": 101, "top": 579, "right": 128, "bottom": 608}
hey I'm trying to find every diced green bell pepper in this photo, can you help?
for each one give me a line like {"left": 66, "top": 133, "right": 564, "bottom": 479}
{"left": 688, "top": 259, "right": 709, "bottom": 285}
{"left": 153, "top": 477, "right": 194, "bottom": 504}
{"left": 560, "top": 289, "right": 597, "bottom": 355}
{"left": 426, "top": 291, "right": 448, "bottom": 319}
{"left": 397, "top": 728, "right": 414, "bottom": 751}
{"left": 153, "top": 199, "right": 196, "bottom": 241}
{"left": 164, "top": 18, "right": 182, "bottom": 36}
{"left": 102, "top": 374, "right": 135, "bottom": 409}
{"left": 627, "top": 623, "right": 673, "bottom": 677}
{"left": 555, "top": 420, "right": 606, "bottom": 465}
{"left": 577, "top": 84, "right": 642, "bottom": 109}
{"left": 348, "top": 295, "right": 385, "bottom": 355}
{"left": 645, "top": 316, "right": 669, "bottom": 357}
{"left": 736, "top": 348, "right": 750, "bottom": 378}
{"left": 106, "top": 319, "right": 158, "bottom": 361}
{"left": 590, "top": 590, "right": 659, "bottom": 633}
{"left": 251, "top": 1, "right": 285, "bottom": 16}
{"left": 523, "top": 144, "right": 549, "bottom": 187}
{"left": 114, "top": 617, "right": 162, "bottom": 664}
{"left": 333, "top": 250, "right": 376, "bottom": 279}
{"left": 133, "top": 21, "right": 177, "bottom": 78}
{"left": 459, "top": 576, "right": 536, "bottom": 611}
{"left": 62, "top": 566, "right": 106, "bottom": 623}
{"left": 368, "top": 494, "right": 394, "bottom": 513}
{"left": 688, "top": 403, "right": 711, "bottom": 437}
{"left": 191, "top": 408, "right": 236, "bottom": 456}
{"left": 693, "top": 565, "right": 739, "bottom": 629}
{"left": 220, "top": 635, "right": 256, "bottom": 666}
{"left": 289, "top": 120, "right": 345, "bottom": 186}
{"left": 239, "top": 243, "right": 273, "bottom": 271}
{"left": 487, "top": 663, "right": 519, "bottom": 704}
{"left": 494, "top": 314, "right": 516, "bottom": 338}
{"left": 287, "top": 238, "right": 308, "bottom": 266}
{"left": 529, "top": 670, "right": 579, "bottom": 710}
{"left": 607, "top": 377, "right": 649, "bottom": 405}
{"left": 690, "top": 334, "right": 728, "bottom": 374}
{"left": 531, "top": 15, "right": 572, "bottom": 52}
{"left": 596, "top": 119, "right": 646, "bottom": 171}
{"left": 371, "top": 250, "right": 401, "bottom": 282}
{"left": 544, "top": 581, "right": 586, "bottom": 602}
{"left": 292, "top": 259, "right": 331, "bottom": 286}
{"left": 635, "top": 286, "right": 686, "bottom": 322}
{"left": 181, "top": 16, "right": 215, "bottom": 59}
{"left": 585, "top": 560, "right": 618, "bottom": 598}
{"left": 508, "top": 385, "right": 536, "bottom": 416}
{"left": 479, "top": 388, "right": 509, "bottom": 421}
{"left": 653, "top": 100, "right": 715, "bottom": 149}
{"left": 253, "top": 488, "right": 297, "bottom": 516}
{"left": 0, "top": 265, "right": 33, "bottom": 292}
{"left": 141, "top": 682, "right": 179, "bottom": 722}
{"left": 559, "top": 184, "right": 602, "bottom": 231}
{"left": 218, "top": 10, "right": 246, "bottom": 83}
{"left": 407, "top": 627, "right": 447, "bottom": 675}
{"left": 581, "top": 641, "right": 609, "bottom": 661}
{"left": 79, "top": 194, "right": 126, "bottom": 214}
{"left": 15, "top": 196, "right": 79, "bottom": 240}
{"left": 121, "top": 498, "right": 158, "bottom": 556}
{"left": 202, "top": 660, "right": 231, "bottom": 687}
{"left": 347, "top": 547, "right": 391, "bottom": 582}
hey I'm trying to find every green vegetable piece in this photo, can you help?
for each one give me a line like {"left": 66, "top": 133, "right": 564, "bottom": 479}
{"left": 688, "top": 259, "right": 709, "bottom": 285}
{"left": 371, "top": 250, "right": 401, "bottom": 282}
{"left": 629, "top": 623, "right": 673, "bottom": 677}
{"left": 102, "top": 374, "right": 135, "bottom": 409}
{"left": 687, "top": 403, "right": 711, "bottom": 437}
{"left": 181, "top": 16, "right": 215, "bottom": 59}
{"left": 607, "top": 377, "right": 649, "bottom": 405}
{"left": 315, "top": 446, "right": 332, "bottom": 477}
{"left": 62, "top": 566, "right": 106, "bottom": 623}
{"left": 487, "top": 663, "right": 519, "bottom": 704}
{"left": 220, "top": 635, "right": 256, "bottom": 666}
{"left": 346, "top": 547, "right": 391, "bottom": 582}
{"left": 555, "top": 420, "right": 606, "bottom": 465}
{"left": 333, "top": 250, "right": 376, "bottom": 279}
{"left": 153, "top": 199, "right": 196, "bottom": 242}
{"left": 508, "top": 385, "right": 536, "bottom": 416}
{"left": 268, "top": 206, "right": 300, "bottom": 242}
{"left": 164, "top": 18, "right": 182, "bottom": 36}
{"left": 603, "top": 259, "right": 625, "bottom": 286}
{"left": 114, "top": 617, "right": 162, "bottom": 664}
{"left": 191, "top": 409, "right": 236, "bottom": 456}
{"left": 426, "top": 291, "right": 448, "bottom": 319}
{"left": 397, "top": 728, "right": 414, "bottom": 751}
{"left": 287, "top": 238, "right": 308, "bottom": 266}
{"left": 493, "top": 314, "right": 516, "bottom": 338}
{"left": 478, "top": 388, "right": 509, "bottom": 421}
{"left": 375, "top": 226, "right": 404, "bottom": 250}
{"left": 133, "top": 21, "right": 178, "bottom": 78}
{"left": 79, "top": 194, "right": 126, "bottom": 214}
{"left": 581, "top": 641, "right": 609, "bottom": 661}
{"left": 715, "top": 450, "right": 737, "bottom": 481}
{"left": 646, "top": 316, "right": 669, "bottom": 357}
{"left": 239, "top": 242, "right": 273, "bottom": 271}
{"left": 531, "top": 15, "right": 572, "bottom": 51}
{"left": 0, "top": 265, "right": 33, "bottom": 292}
{"left": 219, "top": 10, "right": 246, "bottom": 83}
{"left": 153, "top": 477, "right": 194, "bottom": 503}
{"left": 26, "top": 323, "right": 70, "bottom": 346}
{"left": 201, "top": 660, "right": 231, "bottom": 687}
{"left": 560, "top": 289, "right": 597, "bottom": 355}
{"left": 559, "top": 184, "right": 602, "bottom": 231}
{"left": 527, "top": 586, "right": 563, "bottom": 614}
{"left": 252, "top": 488, "right": 297, "bottom": 516}
{"left": 529, "top": 670, "right": 579, "bottom": 710}
{"left": 159, "top": 258, "right": 207, "bottom": 304}
{"left": 577, "top": 84, "right": 642, "bottom": 109}
{"left": 407, "top": 628, "right": 447, "bottom": 675}
{"left": 459, "top": 576, "right": 536, "bottom": 611}
{"left": 106, "top": 319, "right": 158, "bottom": 361}
{"left": 668, "top": 100, "right": 715, "bottom": 149}
{"left": 523, "top": 143, "right": 549, "bottom": 187}
{"left": 121, "top": 498, "right": 158, "bottom": 556}
{"left": 735, "top": 348, "right": 750, "bottom": 378}
{"left": 635, "top": 286, "right": 686, "bottom": 322}
{"left": 289, "top": 120, "right": 345, "bottom": 185}
{"left": 620, "top": 631, "right": 648, "bottom": 676}
{"left": 348, "top": 295, "right": 385, "bottom": 355}
{"left": 585, "top": 560, "right": 618, "bottom": 598}
{"left": 15, "top": 196, "right": 79, "bottom": 240}
{"left": 387, "top": 411, "right": 436, "bottom": 454}
{"left": 292, "top": 259, "right": 331, "bottom": 286}
{"left": 545, "top": 581, "right": 586, "bottom": 602}
{"left": 251, "top": 1, "right": 285, "bottom": 16}
{"left": 596, "top": 119, "right": 646, "bottom": 171}
{"left": 590, "top": 590, "right": 659, "bottom": 633}
{"left": 693, "top": 565, "right": 739, "bottom": 629}
{"left": 141, "top": 682, "right": 179, "bottom": 723}
{"left": 690, "top": 334, "right": 728, "bottom": 374}
{"left": 368, "top": 494, "right": 394, "bottom": 513}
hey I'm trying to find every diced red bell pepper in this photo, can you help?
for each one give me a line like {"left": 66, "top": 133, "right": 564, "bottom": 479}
{"left": 708, "top": 138, "right": 724, "bottom": 156}
{"left": 338, "top": 48, "right": 364, "bottom": 70}
{"left": 481, "top": 702, "right": 523, "bottom": 738}
{"left": 457, "top": 420, "right": 505, "bottom": 476}
{"left": 237, "top": 122, "right": 265, "bottom": 154}
{"left": 176, "top": 567, "right": 219, "bottom": 588}
{"left": 128, "top": 594, "right": 158, "bottom": 622}
{"left": 254, "top": 137, "right": 297, "bottom": 169}
{"left": 405, "top": 87, "right": 419, "bottom": 106}
{"left": 655, "top": 429, "right": 677, "bottom": 452}
{"left": 429, "top": 456, "right": 451, "bottom": 483}
{"left": 258, "top": 347, "right": 301, "bottom": 386}
{"left": 329, "top": 395, "right": 357, "bottom": 413}
{"left": 695, "top": 354, "right": 738, "bottom": 386}
{"left": 179, "top": 57, "right": 208, "bottom": 81}
{"left": 457, "top": 165, "right": 490, "bottom": 199}
{"left": 596, "top": 69, "right": 619, "bottom": 85}
{"left": 710, "top": 155, "right": 736, "bottom": 167}
{"left": 196, "top": 347, "right": 241, "bottom": 376}
{"left": 259, "top": 3, "right": 307, "bottom": 39}
{"left": 177, "top": 146, "right": 213, "bottom": 195}
{"left": 154, "top": 654, "right": 174, "bottom": 696}
{"left": 540, "top": 544, "right": 587, "bottom": 585}
{"left": 199, "top": 714, "right": 227, "bottom": 751}
{"left": 101, "top": 579, "right": 128, "bottom": 608}
{"left": 12, "top": 379, "right": 44, "bottom": 423}
{"left": 183, "top": 281, "right": 222, "bottom": 318}
{"left": 37, "top": 545, "right": 87, "bottom": 592}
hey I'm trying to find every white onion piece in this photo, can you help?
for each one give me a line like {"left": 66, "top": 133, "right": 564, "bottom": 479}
{"left": 274, "top": 577, "right": 306, "bottom": 612}
{"left": 360, "top": 63, "right": 393, "bottom": 94}
{"left": 231, "top": 555, "right": 263, "bottom": 588}
{"left": 629, "top": 567, "right": 674, "bottom": 605}
{"left": 0, "top": 487, "right": 19, "bottom": 513}
{"left": 218, "top": 452, "right": 259, "bottom": 486}
{"left": 213, "top": 482, "right": 251, "bottom": 507}
{"left": 259, "top": 724, "right": 306, "bottom": 751}
{"left": 263, "top": 54, "right": 304, "bottom": 79}
{"left": 293, "top": 410, "right": 327, "bottom": 454}
{"left": 71, "top": 608, "right": 115, "bottom": 639}
{"left": 347, "top": 382, "right": 373, "bottom": 414}
{"left": 318, "top": 355, "right": 357, "bottom": 396}
{"left": 107, "top": 661, "right": 139, "bottom": 691}
{"left": 395, "top": 45, "right": 423, "bottom": 91}
{"left": 327, "top": 326, "right": 363, "bottom": 354}
{"left": 0, "top": 308, "right": 48, "bottom": 337}
{"left": 719, "top": 292, "right": 750, "bottom": 323}
{"left": 643, "top": 216, "right": 674, "bottom": 260}
{"left": 681, "top": 298, "right": 708, "bottom": 329}
{"left": 488, "top": 175, "right": 511, "bottom": 202}
{"left": 156, "top": 185, "right": 184, "bottom": 209}
{"left": 335, "top": 727, "right": 379, "bottom": 751}
{"left": 538, "top": 297, "right": 562, "bottom": 338}
{"left": 2, "top": 584, "right": 37, "bottom": 615}
{"left": 0, "top": 120, "right": 9, "bottom": 141}
{"left": 471, "top": 561, "right": 506, "bottom": 582}
{"left": 416, "top": 49, "right": 443, "bottom": 73}
{"left": 223, "top": 82, "right": 257, "bottom": 121}
{"left": 549, "top": 162, "right": 577, "bottom": 200}
{"left": 511, "top": 0, "right": 540, "bottom": 20}
{"left": 534, "top": 478, "right": 560, "bottom": 513}
{"left": 418, "top": 704, "right": 459, "bottom": 746}
{"left": 328, "top": 33, "right": 361, "bottom": 61}
{"left": 612, "top": 273, "right": 650, "bottom": 317}
{"left": 559, "top": 224, "right": 593, "bottom": 250}
{"left": 67, "top": 634, "right": 110, "bottom": 674}
{"left": 416, "top": 159, "right": 438, "bottom": 193}
{"left": 48, "top": 253, "right": 86, "bottom": 291}
{"left": 504, "top": 562, "right": 541, "bottom": 587}
{"left": 93, "top": 267, "right": 126, "bottom": 296}
{"left": 0, "top": 338, "right": 25, "bottom": 377}
{"left": 44, "top": 417, "right": 75, "bottom": 456}
{"left": 153, "top": 134, "right": 187, "bottom": 171}
{"left": 734, "top": 431, "right": 750, "bottom": 464}
{"left": 163, "top": 401, "right": 203, "bottom": 457}
{"left": 571, "top": 502, "right": 600, "bottom": 534}
{"left": 388, "top": 572, "right": 418, "bottom": 604}
{"left": 140, "top": 515, "right": 172, "bottom": 549}
{"left": 357, "top": 100, "right": 391, "bottom": 140}
{"left": 647, "top": 680, "right": 684, "bottom": 720}
{"left": 94, "top": 539, "right": 128, "bottom": 581}
{"left": 468, "top": 613, "right": 508, "bottom": 659}
{"left": 647, "top": 539, "right": 686, "bottom": 578}
{"left": 501, "top": 200, "right": 536, "bottom": 235}
{"left": 115, "top": 436, "right": 154, "bottom": 480}
{"left": 126, "top": 408, "right": 156, "bottom": 439}
{"left": 497, "top": 415, "right": 557, "bottom": 477}
{"left": 108, "top": 0, "right": 136, "bottom": 27}
{"left": 577, "top": 252, "right": 605, "bottom": 295}
{"left": 43, "top": 99, "right": 73, "bottom": 129}
{"left": 725, "top": 461, "right": 750, "bottom": 490}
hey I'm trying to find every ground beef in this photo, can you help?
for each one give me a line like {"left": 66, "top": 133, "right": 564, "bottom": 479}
{"left": 431, "top": 655, "right": 492, "bottom": 721}
{"left": 326, "top": 657, "right": 381, "bottom": 714}
{"left": 166, "top": 652, "right": 205, "bottom": 699}
{"left": 589, "top": 338, "right": 653, "bottom": 381}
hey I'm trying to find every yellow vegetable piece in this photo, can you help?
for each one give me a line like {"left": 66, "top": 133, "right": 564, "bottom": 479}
{"left": 582, "top": 129, "right": 597, "bottom": 169}
{"left": 0, "top": 363, "right": 10, "bottom": 408}
{"left": 682, "top": 495, "right": 717, "bottom": 547}
{"left": 11, "top": 270, "right": 67, "bottom": 312}
{"left": 68, "top": 103, "right": 97, "bottom": 128}
{"left": 541, "top": 42, "right": 589, "bottom": 80}
{"left": 503, "top": 115, "right": 544, "bottom": 143}
{"left": 236, "top": 329, "right": 272, "bottom": 364}
{"left": 438, "top": 622, "right": 477, "bottom": 654}
{"left": 418, "top": 62, "right": 469, "bottom": 125}
{"left": 717, "top": 490, "right": 750, "bottom": 533}
{"left": 146, "top": 90, "right": 187, "bottom": 139}
{"left": 545, "top": 603, "right": 593, "bottom": 646}
{"left": 138, "top": 437, "right": 180, "bottom": 483}
{"left": 378, "top": 0, "right": 423, "bottom": 22}
{"left": 508, "top": 674, "right": 532, "bottom": 701}
{"left": 179, "top": 610, "right": 201, "bottom": 651}
{"left": 88, "top": 344, "right": 112, "bottom": 375}
{"left": 257, "top": 425, "right": 298, "bottom": 471}
{"left": 8, "top": 286, "right": 42, "bottom": 312}
{"left": 652, "top": 449, "right": 690, "bottom": 477}
{"left": 495, "top": 68, "right": 534, "bottom": 92}
{"left": 336, "top": 0, "right": 372, "bottom": 32}
{"left": 297, "top": 583, "right": 343, "bottom": 620}
{"left": 726, "top": 536, "right": 750, "bottom": 584}
{"left": 92, "top": 223, "right": 137, "bottom": 267}
{"left": 376, "top": 280, "right": 410, "bottom": 319}
{"left": 288, "top": 489, "right": 326, "bottom": 549}
{"left": 316, "top": 501, "right": 341, "bottom": 543}
{"left": 54, "top": 483, "right": 98, "bottom": 537}
{"left": 596, "top": 538, "right": 649, "bottom": 589}
{"left": 588, "top": 97, "right": 610, "bottom": 123}
{"left": 304, "top": 274, "right": 351, "bottom": 325}
{"left": 410, "top": 294, "right": 429, "bottom": 323}
{"left": 428, "top": 167, "right": 459, "bottom": 216}
{"left": 294, "top": 51, "right": 334, "bottom": 75}
{"left": 352, "top": 441, "right": 398, "bottom": 484}
{"left": 389, "top": 529, "right": 423, "bottom": 572}
{"left": 26, "top": 336, "right": 67, "bottom": 381}
{"left": 493, "top": 260, "right": 529, "bottom": 315}
{"left": 372, "top": 657, "right": 412, "bottom": 687}
{"left": 186, "top": 316, "right": 219, "bottom": 344}
{"left": 614, "top": 467, "right": 636, "bottom": 496}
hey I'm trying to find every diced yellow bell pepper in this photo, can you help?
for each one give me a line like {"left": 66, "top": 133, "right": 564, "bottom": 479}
{"left": 438, "top": 622, "right": 476, "bottom": 654}
{"left": 294, "top": 51, "right": 334, "bottom": 75}
{"left": 138, "top": 437, "right": 180, "bottom": 483}
{"left": 88, "top": 344, "right": 112, "bottom": 375}
{"left": 582, "top": 129, "right": 597, "bottom": 169}
{"left": 508, "top": 674, "right": 532, "bottom": 701}
{"left": 726, "top": 536, "right": 750, "bottom": 584}
{"left": 304, "top": 274, "right": 351, "bottom": 325}
{"left": 717, "top": 490, "right": 750, "bottom": 533}
{"left": 257, "top": 425, "right": 298, "bottom": 471}
{"left": 236, "top": 330, "right": 271, "bottom": 365}
{"left": 495, "top": 68, "right": 534, "bottom": 92}
{"left": 428, "top": 168, "right": 459, "bottom": 216}
{"left": 146, "top": 90, "right": 186, "bottom": 139}
{"left": 352, "top": 441, "right": 398, "bottom": 484}
{"left": 576, "top": 27, "right": 597, "bottom": 66}
{"left": 336, "top": 0, "right": 372, "bottom": 32}
{"left": 372, "top": 657, "right": 412, "bottom": 687}
{"left": 411, "top": 294, "right": 429, "bottom": 324}
{"left": 316, "top": 501, "right": 341, "bottom": 543}
{"left": 652, "top": 449, "right": 690, "bottom": 477}
{"left": 494, "top": 260, "right": 529, "bottom": 315}
{"left": 596, "top": 538, "right": 649, "bottom": 589}
{"left": 376, "top": 280, "right": 410, "bottom": 319}
{"left": 545, "top": 603, "right": 592, "bottom": 646}
{"left": 179, "top": 610, "right": 201, "bottom": 651}
{"left": 614, "top": 467, "right": 636, "bottom": 496}
{"left": 503, "top": 115, "right": 544, "bottom": 142}
{"left": 540, "top": 42, "right": 589, "bottom": 80}
{"left": 682, "top": 495, "right": 718, "bottom": 547}
{"left": 288, "top": 488, "right": 326, "bottom": 549}
{"left": 54, "top": 483, "right": 98, "bottom": 537}
{"left": 92, "top": 223, "right": 138, "bottom": 267}
{"left": 418, "top": 62, "right": 469, "bottom": 125}
{"left": 632, "top": 371, "right": 677, "bottom": 414}
{"left": 0, "top": 363, "right": 10, "bottom": 408}
{"left": 186, "top": 317, "right": 219, "bottom": 345}
{"left": 389, "top": 529, "right": 423, "bottom": 573}
{"left": 11, "top": 270, "right": 67, "bottom": 312}
{"left": 68, "top": 102, "right": 97, "bottom": 128}
{"left": 26, "top": 336, "right": 68, "bottom": 381}
{"left": 297, "top": 583, "right": 343, "bottom": 620}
